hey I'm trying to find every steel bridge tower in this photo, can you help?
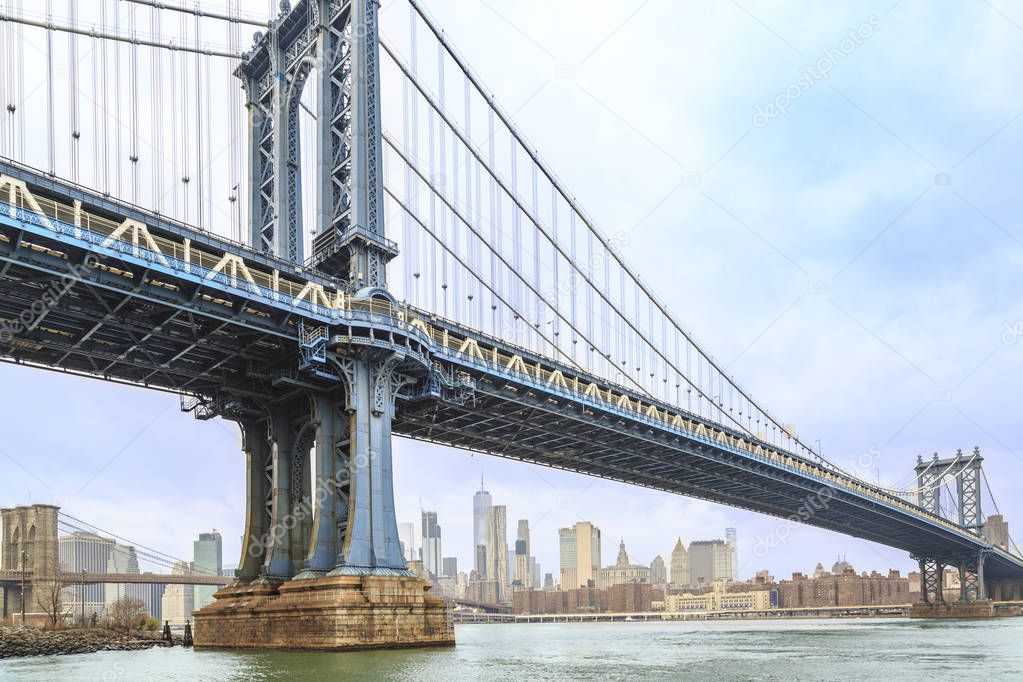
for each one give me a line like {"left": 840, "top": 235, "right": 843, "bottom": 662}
{"left": 192, "top": 0, "right": 450, "bottom": 649}
{"left": 911, "top": 448, "right": 988, "bottom": 609}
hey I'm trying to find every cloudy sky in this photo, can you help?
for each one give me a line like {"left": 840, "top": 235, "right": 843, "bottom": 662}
{"left": 2, "top": 0, "right": 1022, "bottom": 584}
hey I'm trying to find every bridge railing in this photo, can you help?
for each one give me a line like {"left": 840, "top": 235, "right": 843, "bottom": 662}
{"left": 0, "top": 178, "right": 344, "bottom": 318}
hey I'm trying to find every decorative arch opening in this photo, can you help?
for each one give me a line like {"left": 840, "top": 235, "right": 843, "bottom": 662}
{"left": 283, "top": 55, "right": 325, "bottom": 264}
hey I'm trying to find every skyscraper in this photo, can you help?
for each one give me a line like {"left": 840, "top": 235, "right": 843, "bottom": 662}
{"left": 650, "top": 555, "right": 667, "bottom": 588}
{"left": 558, "top": 521, "right": 601, "bottom": 589}
{"left": 421, "top": 511, "right": 442, "bottom": 579}
{"left": 473, "top": 477, "right": 492, "bottom": 575}
{"left": 689, "top": 539, "right": 733, "bottom": 587}
{"left": 514, "top": 519, "right": 530, "bottom": 587}
{"left": 669, "top": 538, "right": 688, "bottom": 589}
{"left": 485, "top": 505, "right": 508, "bottom": 601}
{"left": 398, "top": 521, "right": 416, "bottom": 563}
{"left": 193, "top": 531, "right": 223, "bottom": 611}
{"left": 442, "top": 557, "right": 458, "bottom": 578}
{"left": 725, "top": 528, "right": 738, "bottom": 581}
{"left": 59, "top": 531, "right": 115, "bottom": 617}
{"left": 161, "top": 560, "right": 195, "bottom": 626}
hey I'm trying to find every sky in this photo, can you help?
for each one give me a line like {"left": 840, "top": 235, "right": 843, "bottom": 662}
{"left": 1, "top": 0, "right": 1022, "bottom": 585}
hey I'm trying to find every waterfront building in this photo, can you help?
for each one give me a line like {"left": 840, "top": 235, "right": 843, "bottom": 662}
{"left": 421, "top": 511, "right": 442, "bottom": 579}
{"left": 512, "top": 583, "right": 664, "bottom": 615}
{"left": 442, "top": 557, "right": 457, "bottom": 579}
{"left": 669, "top": 538, "right": 688, "bottom": 589}
{"left": 776, "top": 566, "right": 909, "bottom": 608}
{"left": 984, "top": 515, "right": 1010, "bottom": 550}
{"left": 193, "top": 531, "right": 222, "bottom": 611}
{"left": 831, "top": 555, "right": 852, "bottom": 575}
{"left": 650, "top": 555, "right": 667, "bottom": 588}
{"left": 474, "top": 544, "right": 487, "bottom": 579}
{"left": 103, "top": 544, "right": 156, "bottom": 617}
{"left": 472, "top": 478, "right": 492, "bottom": 575}
{"left": 513, "top": 520, "right": 530, "bottom": 587}
{"left": 688, "top": 539, "right": 734, "bottom": 587}
{"left": 58, "top": 531, "right": 115, "bottom": 618}
{"left": 161, "top": 561, "right": 195, "bottom": 626}
{"left": 600, "top": 539, "right": 650, "bottom": 588}
{"left": 485, "top": 505, "right": 508, "bottom": 601}
{"left": 726, "top": 528, "right": 738, "bottom": 580}
{"left": 665, "top": 581, "right": 777, "bottom": 612}
{"left": 559, "top": 521, "right": 600, "bottom": 589}
{"left": 398, "top": 522, "right": 416, "bottom": 563}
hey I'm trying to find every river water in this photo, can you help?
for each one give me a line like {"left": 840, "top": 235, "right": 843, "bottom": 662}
{"left": 1, "top": 618, "right": 1020, "bottom": 680}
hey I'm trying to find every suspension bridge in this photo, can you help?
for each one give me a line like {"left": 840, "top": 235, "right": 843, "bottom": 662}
{"left": 0, "top": 0, "right": 1021, "bottom": 648}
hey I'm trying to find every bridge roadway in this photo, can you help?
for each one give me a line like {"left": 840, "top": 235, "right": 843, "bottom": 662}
{"left": 1, "top": 159, "right": 1022, "bottom": 581}
{"left": 0, "top": 570, "right": 231, "bottom": 586}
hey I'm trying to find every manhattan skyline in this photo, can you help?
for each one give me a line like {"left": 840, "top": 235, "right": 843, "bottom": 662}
{"left": 0, "top": 0, "right": 1021, "bottom": 590}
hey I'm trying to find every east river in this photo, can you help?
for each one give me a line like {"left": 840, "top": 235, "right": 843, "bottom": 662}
{"left": 1, "top": 618, "right": 1021, "bottom": 680}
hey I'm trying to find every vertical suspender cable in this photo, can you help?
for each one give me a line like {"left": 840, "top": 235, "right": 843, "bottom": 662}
{"left": 15, "top": 0, "right": 24, "bottom": 161}
{"left": 91, "top": 25, "right": 100, "bottom": 188}
{"left": 101, "top": 0, "right": 110, "bottom": 194}
{"left": 129, "top": 3, "right": 140, "bottom": 203}
{"left": 229, "top": 0, "right": 241, "bottom": 240}
{"left": 551, "top": 185, "right": 560, "bottom": 353}
{"left": 150, "top": 6, "right": 162, "bottom": 213}
{"left": 1, "top": 0, "right": 8, "bottom": 159}
{"left": 45, "top": 0, "right": 55, "bottom": 175}
{"left": 169, "top": 16, "right": 178, "bottom": 218}
{"left": 491, "top": 106, "right": 499, "bottom": 335}
{"left": 194, "top": 12, "right": 205, "bottom": 229}
{"left": 114, "top": 3, "right": 123, "bottom": 198}
{"left": 180, "top": 12, "right": 189, "bottom": 222}
{"left": 433, "top": 41, "right": 446, "bottom": 316}
{"left": 203, "top": 36, "right": 212, "bottom": 232}
{"left": 531, "top": 164, "right": 540, "bottom": 350}
{"left": 437, "top": 42, "right": 448, "bottom": 317}
{"left": 68, "top": 0, "right": 80, "bottom": 182}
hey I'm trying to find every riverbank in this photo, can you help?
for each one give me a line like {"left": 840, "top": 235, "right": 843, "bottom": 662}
{"left": 0, "top": 626, "right": 169, "bottom": 659}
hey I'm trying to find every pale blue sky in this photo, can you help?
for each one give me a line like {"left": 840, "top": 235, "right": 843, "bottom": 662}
{"left": 1, "top": 0, "right": 1021, "bottom": 583}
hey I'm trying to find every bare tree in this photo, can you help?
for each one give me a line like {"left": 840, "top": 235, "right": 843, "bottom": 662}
{"left": 104, "top": 597, "right": 147, "bottom": 638}
{"left": 35, "top": 579, "right": 72, "bottom": 629}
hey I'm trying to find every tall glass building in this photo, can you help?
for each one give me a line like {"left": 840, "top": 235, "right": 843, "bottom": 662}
{"left": 193, "top": 531, "right": 222, "bottom": 611}
{"left": 472, "top": 478, "right": 492, "bottom": 576}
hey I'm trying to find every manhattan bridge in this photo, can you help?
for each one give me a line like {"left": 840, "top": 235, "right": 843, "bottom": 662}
{"left": 0, "top": 0, "right": 1020, "bottom": 648}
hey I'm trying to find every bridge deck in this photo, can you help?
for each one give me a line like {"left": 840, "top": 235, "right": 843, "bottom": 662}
{"left": 1, "top": 160, "right": 1021, "bottom": 580}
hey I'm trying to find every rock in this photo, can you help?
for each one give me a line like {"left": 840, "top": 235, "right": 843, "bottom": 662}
{"left": 0, "top": 626, "right": 167, "bottom": 659}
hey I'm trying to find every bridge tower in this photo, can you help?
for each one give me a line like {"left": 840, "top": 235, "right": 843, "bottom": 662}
{"left": 0, "top": 505, "right": 59, "bottom": 624}
{"left": 911, "top": 448, "right": 991, "bottom": 616}
{"left": 193, "top": 0, "right": 450, "bottom": 649}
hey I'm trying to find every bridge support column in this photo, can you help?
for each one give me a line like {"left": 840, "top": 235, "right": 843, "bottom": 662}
{"left": 912, "top": 552, "right": 995, "bottom": 618}
{"left": 235, "top": 419, "right": 272, "bottom": 583}
{"left": 329, "top": 353, "right": 406, "bottom": 574}
{"left": 195, "top": 359, "right": 451, "bottom": 649}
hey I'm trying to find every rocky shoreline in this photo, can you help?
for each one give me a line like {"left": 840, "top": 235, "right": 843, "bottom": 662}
{"left": 0, "top": 626, "right": 172, "bottom": 659}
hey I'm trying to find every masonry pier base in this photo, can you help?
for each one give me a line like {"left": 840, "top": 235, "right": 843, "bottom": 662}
{"left": 909, "top": 600, "right": 995, "bottom": 618}
{"left": 192, "top": 574, "right": 454, "bottom": 651}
